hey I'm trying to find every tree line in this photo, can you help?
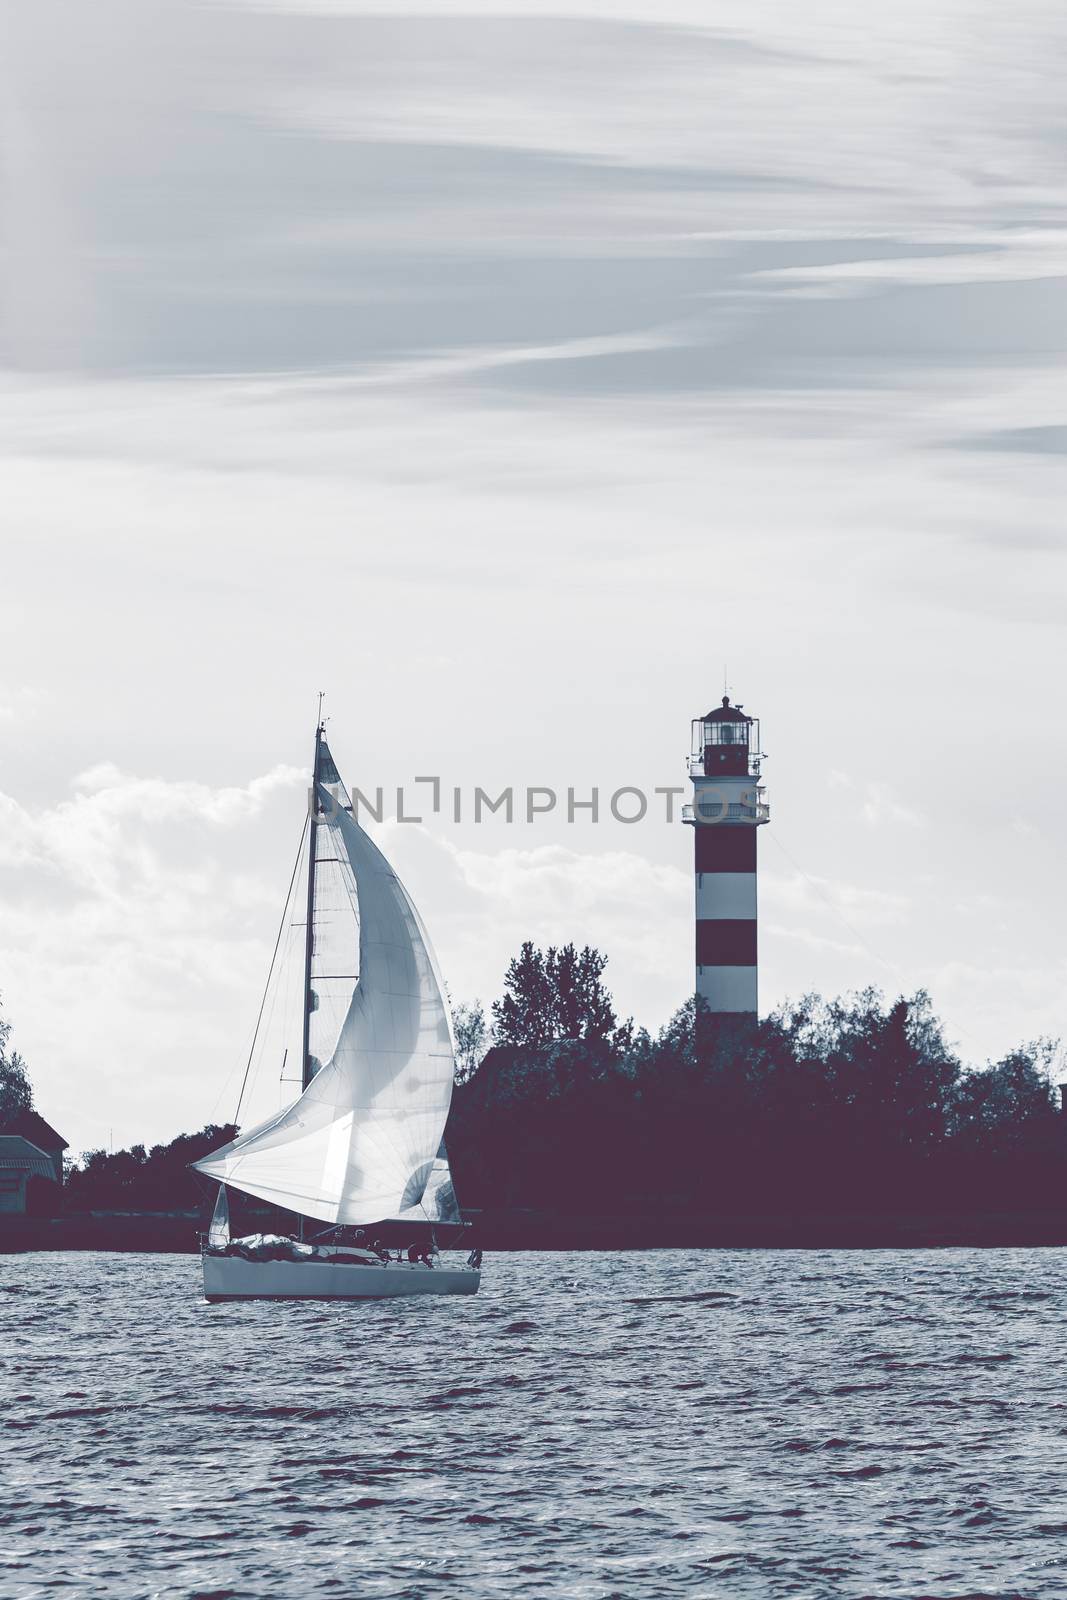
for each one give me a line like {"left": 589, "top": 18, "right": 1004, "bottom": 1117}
{"left": 62, "top": 1125, "right": 240, "bottom": 1214}
{"left": 5, "top": 949, "right": 1065, "bottom": 1219}
{"left": 448, "top": 944, "right": 1067, "bottom": 1216}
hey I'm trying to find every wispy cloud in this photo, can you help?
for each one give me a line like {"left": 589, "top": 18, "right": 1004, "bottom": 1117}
{"left": 829, "top": 772, "right": 926, "bottom": 829}
{"left": 0, "top": 765, "right": 304, "bottom": 890}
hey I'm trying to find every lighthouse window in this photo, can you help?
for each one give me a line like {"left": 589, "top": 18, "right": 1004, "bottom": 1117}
{"left": 705, "top": 722, "right": 748, "bottom": 747}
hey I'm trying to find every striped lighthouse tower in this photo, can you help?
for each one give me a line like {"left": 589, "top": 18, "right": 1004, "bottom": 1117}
{"left": 683, "top": 695, "right": 769, "bottom": 1013}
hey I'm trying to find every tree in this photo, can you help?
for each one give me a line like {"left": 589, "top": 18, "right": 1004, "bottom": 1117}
{"left": 491, "top": 942, "right": 622, "bottom": 1048}
{"left": 950, "top": 1040, "right": 1060, "bottom": 1149}
{"left": 453, "top": 1000, "right": 488, "bottom": 1083}
{"left": 552, "top": 944, "right": 619, "bottom": 1043}
{"left": 772, "top": 987, "right": 961, "bottom": 1145}
{"left": 0, "top": 997, "right": 32, "bottom": 1124}
{"left": 492, "top": 943, "right": 557, "bottom": 1047}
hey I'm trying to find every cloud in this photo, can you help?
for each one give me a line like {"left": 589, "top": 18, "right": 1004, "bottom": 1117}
{"left": 0, "top": 686, "right": 50, "bottom": 723}
{"left": 762, "top": 868, "right": 910, "bottom": 928}
{"left": 375, "top": 827, "right": 693, "bottom": 1027}
{"left": 9, "top": 0, "right": 1067, "bottom": 391}
{"left": 756, "top": 236, "right": 1067, "bottom": 293}
{"left": 957, "top": 425, "right": 1067, "bottom": 457}
{"left": 829, "top": 772, "right": 925, "bottom": 830}
{"left": 860, "top": 786, "right": 925, "bottom": 830}
{"left": 0, "top": 762, "right": 309, "bottom": 1149}
{"left": 0, "top": 763, "right": 304, "bottom": 892}
{"left": 929, "top": 958, "right": 1067, "bottom": 1063}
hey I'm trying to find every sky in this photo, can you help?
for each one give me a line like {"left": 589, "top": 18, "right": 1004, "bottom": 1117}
{"left": 2, "top": 0, "right": 1066, "bottom": 1153}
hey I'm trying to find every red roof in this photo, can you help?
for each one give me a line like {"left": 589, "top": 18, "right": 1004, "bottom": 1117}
{"left": 1, "top": 1110, "right": 68, "bottom": 1151}
{"left": 703, "top": 696, "right": 753, "bottom": 723}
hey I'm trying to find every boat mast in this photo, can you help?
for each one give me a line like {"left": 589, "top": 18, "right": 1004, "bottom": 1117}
{"left": 301, "top": 709, "right": 324, "bottom": 1092}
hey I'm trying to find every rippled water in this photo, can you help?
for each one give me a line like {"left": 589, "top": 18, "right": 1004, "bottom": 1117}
{"left": 2, "top": 1248, "right": 1066, "bottom": 1598}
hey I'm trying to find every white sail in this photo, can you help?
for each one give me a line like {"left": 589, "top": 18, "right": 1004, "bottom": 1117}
{"left": 304, "top": 743, "right": 361, "bottom": 1082}
{"left": 390, "top": 1140, "right": 462, "bottom": 1226}
{"left": 207, "top": 1184, "right": 230, "bottom": 1247}
{"left": 195, "top": 771, "right": 457, "bottom": 1225}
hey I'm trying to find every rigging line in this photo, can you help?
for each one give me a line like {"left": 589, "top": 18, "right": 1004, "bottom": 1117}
{"left": 233, "top": 813, "right": 310, "bottom": 1128}
{"left": 206, "top": 1014, "right": 260, "bottom": 1127}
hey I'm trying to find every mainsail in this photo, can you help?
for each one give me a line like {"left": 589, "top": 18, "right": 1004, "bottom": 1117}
{"left": 196, "top": 743, "right": 460, "bottom": 1226}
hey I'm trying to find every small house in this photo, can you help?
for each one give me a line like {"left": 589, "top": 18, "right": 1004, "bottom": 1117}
{"left": 0, "top": 1112, "right": 68, "bottom": 1215}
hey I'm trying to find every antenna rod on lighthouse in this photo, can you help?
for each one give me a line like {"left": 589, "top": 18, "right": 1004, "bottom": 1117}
{"left": 301, "top": 712, "right": 324, "bottom": 1093}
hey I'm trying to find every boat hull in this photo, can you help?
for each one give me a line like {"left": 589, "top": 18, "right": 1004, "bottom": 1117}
{"left": 203, "top": 1254, "right": 480, "bottom": 1302}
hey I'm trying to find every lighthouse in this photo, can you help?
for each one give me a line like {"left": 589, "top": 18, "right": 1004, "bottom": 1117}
{"left": 683, "top": 696, "right": 769, "bottom": 1013}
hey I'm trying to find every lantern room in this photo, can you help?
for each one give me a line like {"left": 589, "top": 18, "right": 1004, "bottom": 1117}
{"left": 690, "top": 696, "right": 761, "bottom": 779}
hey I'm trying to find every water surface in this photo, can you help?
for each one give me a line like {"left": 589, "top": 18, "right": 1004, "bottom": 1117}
{"left": 2, "top": 1249, "right": 1064, "bottom": 1598}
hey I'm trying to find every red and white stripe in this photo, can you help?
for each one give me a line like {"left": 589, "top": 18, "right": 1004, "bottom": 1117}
{"left": 684, "top": 697, "right": 768, "bottom": 1014}
{"left": 692, "top": 796, "right": 758, "bottom": 1013}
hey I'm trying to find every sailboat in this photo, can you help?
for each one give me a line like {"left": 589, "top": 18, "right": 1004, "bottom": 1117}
{"left": 194, "top": 720, "right": 481, "bottom": 1301}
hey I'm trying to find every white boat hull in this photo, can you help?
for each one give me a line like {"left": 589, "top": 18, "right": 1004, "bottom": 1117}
{"left": 203, "top": 1254, "right": 480, "bottom": 1302}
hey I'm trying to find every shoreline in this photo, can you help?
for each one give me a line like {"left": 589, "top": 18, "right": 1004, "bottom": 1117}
{"left": 5, "top": 1210, "right": 1067, "bottom": 1253}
